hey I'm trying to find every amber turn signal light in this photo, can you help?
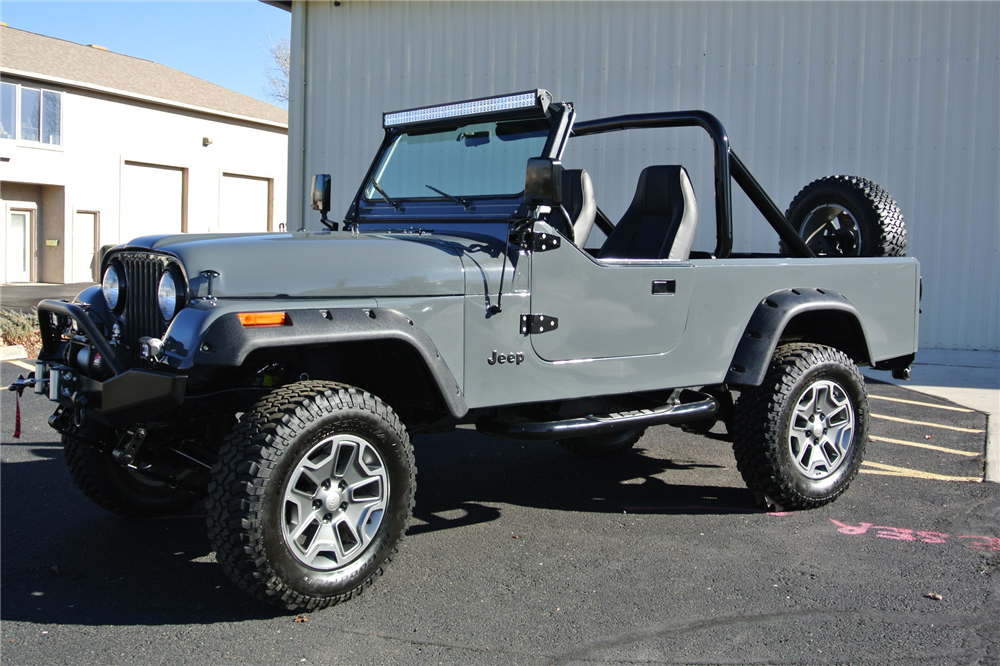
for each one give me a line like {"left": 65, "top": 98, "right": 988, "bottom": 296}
{"left": 237, "top": 312, "right": 289, "bottom": 327}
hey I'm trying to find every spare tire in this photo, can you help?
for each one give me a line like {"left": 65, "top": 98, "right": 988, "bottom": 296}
{"left": 781, "top": 175, "right": 906, "bottom": 257}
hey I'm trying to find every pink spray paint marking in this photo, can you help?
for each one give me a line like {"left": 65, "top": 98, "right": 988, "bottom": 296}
{"left": 830, "top": 520, "right": 996, "bottom": 551}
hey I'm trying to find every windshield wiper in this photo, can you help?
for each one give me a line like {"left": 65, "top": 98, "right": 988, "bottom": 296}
{"left": 369, "top": 178, "right": 402, "bottom": 211}
{"left": 426, "top": 184, "right": 472, "bottom": 210}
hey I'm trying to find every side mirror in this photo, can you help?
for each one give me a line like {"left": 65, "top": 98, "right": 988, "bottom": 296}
{"left": 310, "top": 174, "right": 331, "bottom": 213}
{"left": 524, "top": 158, "right": 563, "bottom": 207}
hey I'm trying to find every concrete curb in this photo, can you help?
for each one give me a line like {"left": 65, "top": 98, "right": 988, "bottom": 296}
{"left": 0, "top": 345, "right": 27, "bottom": 361}
{"left": 864, "top": 349, "right": 1000, "bottom": 483}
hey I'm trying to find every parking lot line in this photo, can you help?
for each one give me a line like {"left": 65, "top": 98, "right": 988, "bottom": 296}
{"left": 869, "top": 434, "right": 981, "bottom": 457}
{"left": 860, "top": 461, "right": 982, "bottom": 482}
{"left": 9, "top": 360, "right": 33, "bottom": 372}
{"left": 869, "top": 394, "right": 974, "bottom": 413}
{"left": 871, "top": 413, "right": 985, "bottom": 433}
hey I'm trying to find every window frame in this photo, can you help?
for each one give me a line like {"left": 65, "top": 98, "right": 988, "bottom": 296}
{"left": 0, "top": 81, "right": 64, "bottom": 148}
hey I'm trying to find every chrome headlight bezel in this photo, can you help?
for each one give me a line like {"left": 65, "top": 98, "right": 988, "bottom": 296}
{"left": 102, "top": 263, "right": 126, "bottom": 314}
{"left": 157, "top": 268, "right": 183, "bottom": 321}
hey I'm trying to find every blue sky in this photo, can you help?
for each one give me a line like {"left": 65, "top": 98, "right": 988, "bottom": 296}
{"left": 1, "top": 1, "right": 291, "bottom": 107}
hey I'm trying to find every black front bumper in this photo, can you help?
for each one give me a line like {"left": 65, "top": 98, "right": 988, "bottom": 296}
{"left": 37, "top": 299, "right": 187, "bottom": 426}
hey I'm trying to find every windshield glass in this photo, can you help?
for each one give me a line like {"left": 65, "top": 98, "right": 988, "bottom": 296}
{"left": 365, "top": 118, "right": 550, "bottom": 201}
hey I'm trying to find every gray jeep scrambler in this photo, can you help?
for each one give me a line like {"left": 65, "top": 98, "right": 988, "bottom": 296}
{"left": 13, "top": 90, "right": 919, "bottom": 611}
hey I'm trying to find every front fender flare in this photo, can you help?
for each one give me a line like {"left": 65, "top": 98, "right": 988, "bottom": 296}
{"left": 193, "top": 307, "right": 467, "bottom": 418}
{"left": 724, "top": 288, "right": 872, "bottom": 387}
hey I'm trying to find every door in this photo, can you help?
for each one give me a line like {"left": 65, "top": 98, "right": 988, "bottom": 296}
{"left": 527, "top": 221, "right": 695, "bottom": 362}
{"left": 5, "top": 208, "right": 34, "bottom": 283}
{"left": 72, "top": 211, "right": 98, "bottom": 282}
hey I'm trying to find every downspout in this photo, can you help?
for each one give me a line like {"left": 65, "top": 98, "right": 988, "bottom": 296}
{"left": 288, "top": 0, "right": 308, "bottom": 231}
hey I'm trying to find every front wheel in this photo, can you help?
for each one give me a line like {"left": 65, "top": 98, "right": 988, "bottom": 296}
{"left": 63, "top": 435, "right": 199, "bottom": 518}
{"left": 732, "top": 344, "right": 868, "bottom": 510}
{"left": 206, "top": 381, "right": 415, "bottom": 611}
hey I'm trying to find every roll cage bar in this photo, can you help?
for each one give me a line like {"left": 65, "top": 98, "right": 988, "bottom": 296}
{"left": 572, "top": 112, "right": 815, "bottom": 259}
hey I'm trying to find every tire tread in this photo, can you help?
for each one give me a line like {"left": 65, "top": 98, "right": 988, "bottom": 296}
{"left": 205, "top": 381, "right": 415, "bottom": 612}
{"left": 732, "top": 343, "right": 868, "bottom": 510}
{"left": 781, "top": 175, "right": 906, "bottom": 257}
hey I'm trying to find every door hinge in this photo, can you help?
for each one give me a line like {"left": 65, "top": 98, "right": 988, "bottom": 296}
{"left": 520, "top": 314, "right": 559, "bottom": 334}
{"left": 527, "top": 231, "right": 561, "bottom": 252}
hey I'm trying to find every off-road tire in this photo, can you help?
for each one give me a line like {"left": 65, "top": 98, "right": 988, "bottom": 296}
{"left": 559, "top": 428, "right": 646, "bottom": 458}
{"left": 781, "top": 175, "right": 906, "bottom": 257}
{"left": 63, "top": 435, "right": 199, "bottom": 518}
{"left": 732, "top": 343, "right": 868, "bottom": 510}
{"left": 206, "top": 381, "right": 415, "bottom": 612}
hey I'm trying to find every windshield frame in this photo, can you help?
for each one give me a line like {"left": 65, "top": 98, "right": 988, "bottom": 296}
{"left": 364, "top": 119, "right": 552, "bottom": 204}
{"left": 347, "top": 102, "right": 574, "bottom": 224}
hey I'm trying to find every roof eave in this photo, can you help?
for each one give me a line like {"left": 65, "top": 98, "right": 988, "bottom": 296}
{"left": 259, "top": 1, "right": 292, "bottom": 13}
{"left": 1, "top": 67, "right": 288, "bottom": 130}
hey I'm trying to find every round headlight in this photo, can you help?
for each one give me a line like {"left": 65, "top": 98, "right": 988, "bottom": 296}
{"left": 158, "top": 271, "right": 179, "bottom": 320}
{"left": 102, "top": 264, "right": 122, "bottom": 310}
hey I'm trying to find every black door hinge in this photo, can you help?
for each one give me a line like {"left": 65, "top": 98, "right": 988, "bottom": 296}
{"left": 532, "top": 232, "right": 561, "bottom": 252}
{"left": 517, "top": 231, "right": 561, "bottom": 253}
{"left": 520, "top": 314, "right": 559, "bottom": 334}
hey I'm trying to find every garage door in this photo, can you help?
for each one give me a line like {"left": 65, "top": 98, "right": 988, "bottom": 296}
{"left": 120, "top": 162, "right": 185, "bottom": 243}
{"left": 219, "top": 174, "right": 271, "bottom": 233}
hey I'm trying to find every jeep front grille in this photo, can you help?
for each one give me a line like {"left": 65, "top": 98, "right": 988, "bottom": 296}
{"left": 119, "top": 253, "right": 172, "bottom": 366}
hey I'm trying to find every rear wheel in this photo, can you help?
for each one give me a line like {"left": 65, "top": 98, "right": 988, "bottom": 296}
{"left": 732, "top": 343, "right": 868, "bottom": 509}
{"left": 206, "top": 381, "right": 415, "bottom": 612}
{"left": 781, "top": 175, "right": 905, "bottom": 257}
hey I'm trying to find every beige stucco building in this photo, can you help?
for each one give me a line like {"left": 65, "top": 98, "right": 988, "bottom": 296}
{"left": 1, "top": 25, "right": 288, "bottom": 285}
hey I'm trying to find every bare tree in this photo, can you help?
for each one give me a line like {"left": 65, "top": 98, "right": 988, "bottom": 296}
{"left": 265, "top": 32, "right": 290, "bottom": 105}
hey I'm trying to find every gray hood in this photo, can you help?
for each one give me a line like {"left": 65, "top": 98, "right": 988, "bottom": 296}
{"left": 126, "top": 231, "right": 472, "bottom": 299}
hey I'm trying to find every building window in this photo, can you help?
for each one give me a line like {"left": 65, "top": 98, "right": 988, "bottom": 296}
{"left": 0, "top": 82, "right": 62, "bottom": 145}
{"left": 20, "top": 87, "right": 40, "bottom": 141}
{"left": 42, "top": 90, "right": 61, "bottom": 145}
{"left": 1, "top": 83, "right": 15, "bottom": 140}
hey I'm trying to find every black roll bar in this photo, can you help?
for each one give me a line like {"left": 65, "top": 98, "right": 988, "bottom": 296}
{"left": 572, "top": 111, "right": 815, "bottom": 259}
{"left": 728, "top": 151, "right": 815, "bottom": 258}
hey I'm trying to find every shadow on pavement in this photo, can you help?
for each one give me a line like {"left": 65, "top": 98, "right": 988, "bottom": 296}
{"left": 0, "top": 442, "right": 283, "bottom": 627}
{"left": 1, "top": 426, "right": 755, "bottom": 628}
{"left": 409, "top": 427, "right": 757, "bottom": 536}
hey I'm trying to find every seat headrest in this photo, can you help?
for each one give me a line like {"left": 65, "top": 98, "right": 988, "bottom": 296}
{"left": 634, "top": 165, "right": 689, "bottom": 215}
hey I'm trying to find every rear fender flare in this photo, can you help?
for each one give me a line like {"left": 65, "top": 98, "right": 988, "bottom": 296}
{"left": 725, "top": 288, "right": 872, "bottom": 387}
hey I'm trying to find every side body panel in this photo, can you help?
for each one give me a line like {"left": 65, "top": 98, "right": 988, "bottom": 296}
{"left": 462, "top": 244, "right": 919, "bottom": 409}
{"left": 529, "top": 224, "right": 695, "bottom": 360}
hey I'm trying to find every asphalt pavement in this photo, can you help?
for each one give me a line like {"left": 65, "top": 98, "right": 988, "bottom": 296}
{"left": 1, "top": 358, "right": 997, "bottom": 666}
{"left": 0, "top": 282, "right": 98, "bottom": 313}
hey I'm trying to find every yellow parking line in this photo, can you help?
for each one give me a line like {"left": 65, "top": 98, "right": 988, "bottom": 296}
{"left": 869, "top": 435, "right": 980, "bottom": 457}
{"left": 860, "top": 461, "right": 981, "bottom": 482}
{"left": 9, "top": 360, "right": 34, "bottom": 372}
{"left": 869, "top": 394, "right": 974, "bottom": 413}
{"left": 871, "top": 413, "right": 985, "bottom": 433}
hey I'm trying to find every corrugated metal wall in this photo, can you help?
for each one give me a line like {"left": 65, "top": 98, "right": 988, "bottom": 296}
{"left": 289, "top": 1, "right": 999, "bottom": 351}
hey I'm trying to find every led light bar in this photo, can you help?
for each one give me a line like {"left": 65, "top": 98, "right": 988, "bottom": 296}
{"left": 383, "top": 89, "right": 551, "bottom": 128}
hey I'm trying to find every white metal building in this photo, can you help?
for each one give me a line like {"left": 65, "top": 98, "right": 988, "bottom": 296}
{"left": 280, "top": 1, "right": 998, "bottom": 352}
{"left": 1, "top": 26, "right": 288, "bottom": 285}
